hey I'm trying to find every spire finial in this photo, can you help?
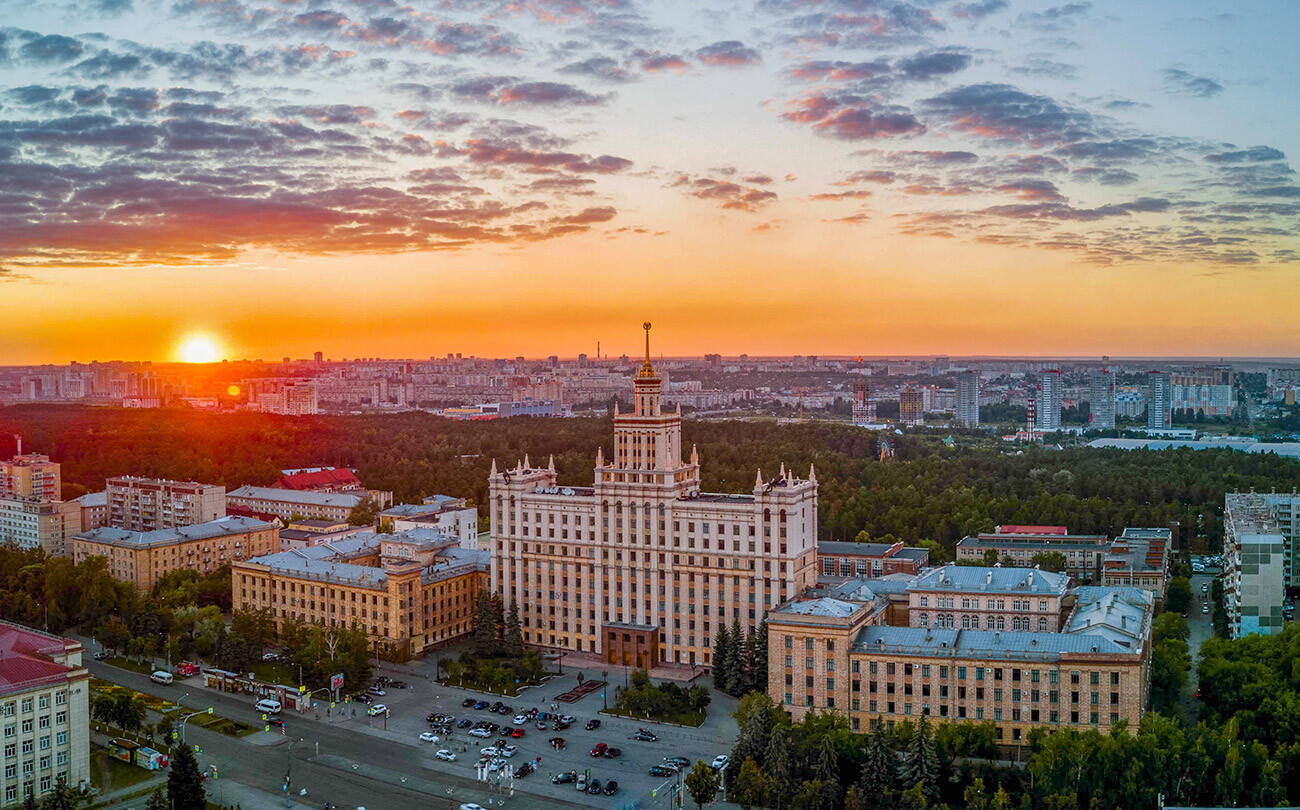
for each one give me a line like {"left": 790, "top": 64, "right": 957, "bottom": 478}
{"left": 640, "top": 321, "right": 654, "bottom": 377}
{"left": 547, "top": 454, "right": 555, "bottom": 472}
{"left": 491, "top": 458, "right": 498, "bottom": 475}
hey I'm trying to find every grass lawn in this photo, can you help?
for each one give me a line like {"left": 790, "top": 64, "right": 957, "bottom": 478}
{"left": 250, "top": 659, "right": 299, "bottom": 685}
{"left": 106, "top": 656, "right": 155, "bottom": 675}
{"left": 603, "top": 706, "right": 706, "bottom": 727}
{"left": 89, "top": 745, "right": 156, "bottom": 792}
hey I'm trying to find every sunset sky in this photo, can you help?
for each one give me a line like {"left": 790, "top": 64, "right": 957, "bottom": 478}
{"left": 2, "top": 0, "right": 1298, "bottom": 363}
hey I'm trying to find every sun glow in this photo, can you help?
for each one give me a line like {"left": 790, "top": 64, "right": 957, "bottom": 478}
{"left": 176, "top": 333, "right": 224, "bottom": 364}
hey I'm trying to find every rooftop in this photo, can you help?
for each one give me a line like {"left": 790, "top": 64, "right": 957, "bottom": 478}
{"left": 72, "top": 491, "right": 107, "bottom": 507}
{"left": 774, "top": 597, "right": 863, "bottom": 618}
{"left": 227, "top": 486, "right": 366, "bottom": 508}
{"left": 275, "top": 467, "right": 362, "bottom": 491}
{"left": 380, "top": 499, "right": 470, "bottom": 518}
{"left": 817, "top": 540, "right": 929, "bottom": 560}
{"left": 908, "top": 565, "right": 1071, "bottom": 595}
{"left": 76, "top": 515, "right": 276, "bottom": 548}
{"left": 0, "top": 621, "right": 87, "bottom": 697}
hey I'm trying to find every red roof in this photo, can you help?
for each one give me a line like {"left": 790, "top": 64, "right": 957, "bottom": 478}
{"left": 996, "top": 525, "right": 1069, "bottom": 535}
{"left": 275, "top": 468, "right": 362, "bottom": 491}
{"left": 225, "top": 504, "right": 283, "bottom": 523}
{"left": 0, "top": 623, "right": 83, "bottom": 696}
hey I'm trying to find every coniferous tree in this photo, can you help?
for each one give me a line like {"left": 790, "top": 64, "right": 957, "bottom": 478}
{"left": 752, "top": 617, "right": 769, "bottom": 692}
{"left": 471, "top": 589, "right": 496, "bottom": 653}
{"left": 901, "top": 717, "right": 939, "bottom": 803}
{"left": 733, "top": 706, "right": 772, "bottom": 774}
{"left": 144, "top": 789, "right": 168, "bottom": 810}
{"left": 41, "top": 775, "right": 79, "bottom": 810}
{"left": 731, "top": 757, "right": 771, "bottom": 810}
{"left": 167, "top": 744, "right": 207, "bottom": 810}
{"left": 503, "top": 602, "right": 524, "bottom": 657}
{"left": 813, "top": 734, "right": 841, "bottom": 807}
{"left": 725, "top": 620, "right": 746, "bottom": 695}
{"left": 859, "top": 723, "right": 896, "bottom": 810}
{"left": 765, "top": 730, "right": 792, "bottom": 809}
{"left": 712, "top": 624, "right": 732, "bottom": 691}
{"left": 740, "top": 627, "right": 758, "bottom": 692}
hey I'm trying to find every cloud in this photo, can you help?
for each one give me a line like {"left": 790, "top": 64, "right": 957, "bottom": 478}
{"left": 786, "top": 59, "right": 891, "bottom": 82}
{"left": 1010, "top": 57, "right": 1077, "bottom": 80}
{"left": 637, "top": 51, "right": 690, "bottom": 73}
{"left": 434, "top": 138, "right": 633, "bottom": 174}
{"left": 993, "top": 179, "right": 1065, "bottom": 201}
{"left": 896, "top": 50, "right": 972, "bottom": 80}
{"left": 450, "top": 77, "right": 610, "bottom": 106}
{"left": 950, "top": 0, "right": 1007, "bottom": 20}
{"left": 1016, "top": 3, "right": 1090, "bottom": 31}
{"left": 1162, "top": 68, "right": 1224, "bottom": 98}
{"left": 694, "top": 40, "right": 761, "bottom": 67}
{"left": 783, "top": 93, "right": 925, "bottom": 140}
{"left": 923, "top": 83, "right": 1094, "bottom": 145}
{"left": 669, "top": 174, "right": 778, "bottom": 212}
{"left": 19, "top": 33, "right": 85, "bottom": 63}
{"left": 558, "top": 55, "right": 634, "bottom": 83}
{"left": 1205, "top": 146, "right": 1284, "bottom": 164}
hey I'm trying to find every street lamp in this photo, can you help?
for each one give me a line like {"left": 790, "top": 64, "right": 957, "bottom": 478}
{"left": 601, "top": 670, "right": 608, "bottom": 710}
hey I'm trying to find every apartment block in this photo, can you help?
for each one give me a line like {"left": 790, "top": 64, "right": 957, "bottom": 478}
{"left": 956, "top": 526, "right": 1108, "bottom": 581}
{"left": 817, "top": 541, "right": 929, "bottom": 579}
{"left": 68, "top": 492, "right": 108, "bottom": 532}
{"left": 232, "top": 528, "right": 488, "bottom": 656}
{"left": 899, "top": 384, "right": 924, "bottom": 426}
{"left": 0, "top": 456, "right": 61, "bottom": 501}
{"left": 489, "top": 327, "right": 819, "bottom": 667}
{"left": 1100, "top": 528, "right": 1170, "bottom": 600}
{"left": 227, "top": 486, "right": 375, "bottom": 523}
{"left": 769, "top": 567, "right": 1153, "bottom": 747}
{"left": 1035, "top": 370, "right": 1062, "bottom": 432}
{"left": 0, "top": 621, "right": 91, "bottom": 805}
{"left": 1225, "top": 491, "right": 1300, "bottom": 587}
{"left": 0, "top": 498, "right": 82, "bottom": 557}
{"left": 73, "top": 516, "right": 278, "bottom": 590}
{"left": 1223, "top": 493, "right": 1286, "bottom": 638}
{"left": 106, "top": 477, "right": 226, "bottom": 531}
{"left": 1088, "top": 370, "right": 1116, "bottom": 430}
{"left": 1146, "top": 372, "right": 1172, "bottom": 430}
{"left": 955, "top": 371, "right": 980, "bottom": 428}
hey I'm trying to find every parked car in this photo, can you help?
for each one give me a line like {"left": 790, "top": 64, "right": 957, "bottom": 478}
{"left": 535, "top": 719, "right": 548, "bottom": 730}
{"left": 549, "top": 737, "right": 566, "bottom": 749}
{"left": 468, "top": 728, "right": 492, "bottom": 738}
{"left": 554, "top": 720, "right": 571, "bottom": 730}
{"left": 590, "top": 743, "right": 608, "bottom": 757}
{"left": 603, "top": 747, "right": 622, "bottom": 759}
{"left": 488, "top": 758, "right": 505, "bottom": 773}
{"left": 457, "top": 719, "right": 474, "bottom": 729}
{"left": 575, "top": 773, "right": 587, "bottom": 792}
{"left": 515, "top": 762, "right": 534, "bottom": 777}
{"left": 367, "top": 686, "right": 386, "bottom": 696}
{"left": 588, "top": 779, "right": 602, "bottom": 795}
{"left": 711, "top": 755, "right": 730, "bottom": 770}
{"left": 419, "top": 732, "right": 439, "bottom": 743}
{"left": 665, "top": 757, "right": 691, "bottom": 768}
{"left": 604, "top": 780, "right": 619, "bottom": 796}
{"left": 261, "top": 652, "right": 279, "bottom": 662}
{"left": 512, "top": 714, "right": 528, "bottom": 725}
{"left": 389, "top": 680, "right": 407, "bottom": 689}
{"left": 480, "top": 746, "right": 500, "bottom": 757}
{"left": 473, "top": 700, "right": 490, "bottom": 710}
{"left": 459, "top": 804, "right": 486, "bottom": 810}
{"left": 462, "top": 698, "right": 477, "bottom": 708}
{"left": 559, "top": 714, "right": 576, "bottom": 724}
{"left": 508, "top": 727, "right": 525, "bottom": 738}
{"left": 552, "top": 771, "right": 576, "bottom": 784}
{"left": 484, "top": 722, "right": 500, "bottom": 734}
{"left": 585, "top": 719, "right": 601, "bottom": 730}
{"left": 436, "top": 750, "right": 457, "bottom": 762}
{"left": 500, "top": 744, "right": 518, "bottom": 758}
{"left": 648, "top": 765, "right": 675, "bottom": 777}
{"left": 367, "top": 705, "right": 388, "bottom": 716}
{"left": 633, "top": 730, "right": 658, "bottom": 742}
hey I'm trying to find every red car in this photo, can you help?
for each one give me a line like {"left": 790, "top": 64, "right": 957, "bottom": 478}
{"left": 590, "top": 743, "right": 607, "bottom": 757}
{"left": 175, "top": 662, "right": 200, "bottom": 677}
{"left": 508, "top": 727, "right": 525, "bottom": 738}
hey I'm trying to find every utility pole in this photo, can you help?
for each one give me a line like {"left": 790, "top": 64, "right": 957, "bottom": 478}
{"left": 284, "top": 739, "right": 296, "bottom": 808}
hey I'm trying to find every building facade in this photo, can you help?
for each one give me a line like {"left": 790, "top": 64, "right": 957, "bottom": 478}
{"left": 1146, "top": 372, "right": 1172, "bottom": 430}
{"left": 817, "top": 541, "right": 929, "bottom": 579}
{"left": 0, "top": 456, "right": 60, "bottom": 501}
{"left": 900, "top": 384, "right": 924, "bottom": 426}
{"left": 489, "top": 325, "right": 820, "bottom": 667}
{"left": 1226, "top": 491, "right": 1300, "bottom": 588}
{"left": 956, "top": 526, "right": 1109, "bottom": 581}
{"left": 1223, "top": 493, "right": 1287, "bottom": 638}
{"left": 768, "top": 568, "right": 1153, "bottom": 747}
{"left": 68, "top": 493, "right": 108, "bottom": 533}
{"left": 106, "top": 477, "right": 226, "bottom": 532}
{"left": 0, "top": 498, "right": 82, "bottom": 557}
{"left": 955, "top": 371, "right": 980, "bottom": 428}
{"left": 232, "top": 529, "right": 488, "bottom": 656}
{"left": 379, "top": 496, "right": 478, "bottom": 547}
{"left": 73, "top": 516, "right": 278, "bottom": 590}
{"left": 0, "top": 622, "right": 91, "bottom": 805}
{"left": 1035, "top": 370, "right": 1062, "bottom": 432}
{"left": 1088, "top": 370, "right": 1116, "bottom": 430}
{"left": 1100, "top": 528, "right": 1171, "bottom": 600}
{"left": 226, "top": 486, "right": 371, "bottom": 523}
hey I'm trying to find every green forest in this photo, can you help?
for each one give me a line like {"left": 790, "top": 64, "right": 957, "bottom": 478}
{"left": 5, "top": 404, "right": 1300, "bottom": 553}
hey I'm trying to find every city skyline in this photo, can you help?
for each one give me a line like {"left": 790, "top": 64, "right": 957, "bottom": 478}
{"left": 2, "top": 1, "right": 1299, "bottom": 363}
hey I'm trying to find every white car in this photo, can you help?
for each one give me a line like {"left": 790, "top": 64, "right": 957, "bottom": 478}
{"left": 480, "top": 746, "right": 500, "bottom": 757}
{"left": 419, "top": 732, "right": 439, "bottom": 743}
{"left": 468, "top": 728, "right": 492, "bottom": 738}
{"left": 512, "top": 714, "right": 528, "bottom": 725}
{"left": 489, "top": 758, "right": 505, "bottom": 772}
{"left": 711, "top": 755, "right": 730, "bottom": 770}
{"left": 436, "top": 749, "right": 457, "bottom": 761}
{"left": 500, "top": 744, "right": 518, "bottom": 758}
{"left": 367, "top": 705, "right": 388, "bottom": 716}
{"left": 261, "top": 652, "right": 279, "bottom": 662}
{"left": 460, "top": 804, "right": 486, "bottom": 810}
{"left": 368, "top": 686, "right": 386, "bottom": 696}
{"left": 559, "top": 715, "right": 576, "bottom": 724}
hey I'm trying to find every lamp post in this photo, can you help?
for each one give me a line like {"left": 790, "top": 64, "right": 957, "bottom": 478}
{"left": 601, "top": 671, "right": 608, "bottom": 710}
{"left": 283, "top": 739, "right": 296, "bottom": 808}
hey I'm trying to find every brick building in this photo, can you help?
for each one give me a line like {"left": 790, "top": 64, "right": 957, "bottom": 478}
{"left": 73, "top": 516, "right": 278, "bottom": 589}
{"left": 106, "top": 477, "right": 226, "bottom": 532}
{"left": 817, "top": 541, "right": 929, "bottom": 579}
{"left": 0, "top": 456, "right": 61, "bottom": 501}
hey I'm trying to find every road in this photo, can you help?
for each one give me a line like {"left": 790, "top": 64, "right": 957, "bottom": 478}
{"left": 86, "top": 652, "right": 736, "bottom": 810}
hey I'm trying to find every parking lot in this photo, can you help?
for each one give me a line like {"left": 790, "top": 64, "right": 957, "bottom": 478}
{"left": 326, "top": 666, "right": 737, "bottom": 807}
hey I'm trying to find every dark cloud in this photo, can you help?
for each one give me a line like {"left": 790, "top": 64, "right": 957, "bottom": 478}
{"left": 1162, "top": 68, "right": 1224, "bottom": 98}
{"left": 757, "top": 0, "right": 945, "bottom": 49}
{"left": 897, "top": 50, "right": 971, "bottom": 80}
{"left": 558, "top": 55, "right": 634, "bottom": 83}
{"left": 434, "top": 138, "right": 632, "bottom": 174}
{"left": 950, "top": 0, "right": 1007, "bottom": 20}
{"left": 784, "top": 93, "right": 925, "bottom": 140}
{"left": 19, "top": 34, "right": 85, "bottom": 63}
{"left": 69, "top": 51, "right": 149, "bottom": 80}
{"left": 1072, "top": 167, "right": 1139, "bottom": 186}
{"left": 637, "top": 51, "right": 690, "bottom": 73}
{"left": 1055, "top": 138, "right": 1157, "bottom": 162}
{"left": 923, "top": 83, "right": 1094, "bottom": 145}
{"left": 450, "top": 76, "right": 610, "bottom": 106}
{"left": 993, "top": 179, "right": 1064, "bottom": 201}
{"left": 1205, "top": 146, "right": 1285, "bottom": 164}
{"left": 694, "top": 40, "right": 761, "bottom": 68}
{"left": 786, "top": 59, "right": 891, "bottom": 82}
{"left": 1016, "top": 3, "right": 1090, "bottom": 31}
{"left": 5, "top": 86, "right": 61, "bottom": 106}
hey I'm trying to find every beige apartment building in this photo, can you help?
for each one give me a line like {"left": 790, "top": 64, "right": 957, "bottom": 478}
{"left": 226, "top": 486, "right": 372, "bottom": 523}
{"left": 769, "top": 566, "right": 1153, "bottom": 748}
{"left": 0, "top": 456, "right": 61, "bottom": 501}
{"left": 490, "top": 326, "right": 820, "bottom": 667}
{"left": 72, "top": 516, "right": 278, "bottom": 589}
{"left": 0, "top": 621, "right": 91, "bottom": 804}
{"left": 0, "top": 498, "right": 81, "bottom": 557}
{"left": 233, "top": 529, "right": 487, "bottom": 656}
{"left": 106, "top": 476, "right": 226, "bottom": 531}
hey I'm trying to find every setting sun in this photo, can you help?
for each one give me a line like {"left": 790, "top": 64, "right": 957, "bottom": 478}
{"left": 176, "top": 333, "right": 224, "bottom": 364}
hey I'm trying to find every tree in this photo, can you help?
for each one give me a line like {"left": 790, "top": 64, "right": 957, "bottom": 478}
{"left": 231, "top": 607, "right": 276, "bottom": 650}
{"left": 1030, "top": 551, "right": 1068, "bottom": 573}
{"left": 901, "top": 716, "right": 939, "bottom": 803}
{"left": 765, "top": 730, "right": 792, "bottom": 809}
{"left": 911, "top": 539, "right": 949, "bottom": 564}
{"left": 1166, "top": 576, "right": 1192, "bottom": 614}
{"left": 712, "top": 624, "right": 732, "bottom": 692}
{"left": 963, "top": 778, "right": 990, "bottom": 810}
{"left": 40, "top": 775, "right": 79, "bottom": 810}
{"left": 97, "top": 617, "right": 129, "bottom": 655}
{"left": 731, "top": 757, "right": 770, "bottom": 810}
{"left": 346, "top": 496, "right": 379, "bottom": 527}
{"left": 733, "top": 701, "right": 773, "bottom": 770}
{"left": 684, "top": 760, "right": 720, "bottom": 809}
{"left": 167, "top": 744, "right": 207, "bottom": 810}
{"left": 724, "top": 620, "right": 746, "bottom": 695}
{"left": 981, "top": 548, "right": 1000, "bottom": 566}
{"left": 752, "top": 617, "right": 769, "bottom": 692}
{"left": 503, "top": 603, "right": 524, "bottom": 657}
{"left": 144, "top": 788, "right": 168, "bottom": 810}
{"left": 859, "top": 723, "right": 896, "bottom": 808}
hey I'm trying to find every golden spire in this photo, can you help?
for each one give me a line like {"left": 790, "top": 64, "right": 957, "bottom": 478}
{"left": 639, "top": 321, "right": 655, "bottom": 377}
